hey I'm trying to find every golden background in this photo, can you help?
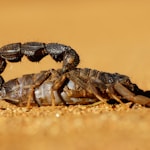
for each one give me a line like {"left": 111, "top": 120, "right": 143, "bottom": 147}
{"left": 0, "top": 1, "right": 150, "bottom": 150}
{"left": 0, "top": 0, "right": 150, "bottom": 89}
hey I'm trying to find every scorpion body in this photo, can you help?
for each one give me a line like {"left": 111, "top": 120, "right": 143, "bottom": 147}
{"left": 0, "top": 69, "right": 98, "bottom": 106}
{"left": 0, "top": 42, "right": 80, "bottom": 74}
{"left": 0, "top": 41, "right": 150, "bottom": 108}
{"left": 0, "top": 68, "right": 150, "bottom": 107}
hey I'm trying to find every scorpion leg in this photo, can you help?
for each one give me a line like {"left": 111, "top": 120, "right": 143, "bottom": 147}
{"left": 106, "top": 86, "right": 124, "bottom": 104}
{"left": 63, "top": 86, "right": 94, "bottom": 98}
{"left": 114, "top": 82, "right": 150, "bottom": 107}
{"left": 25, "top": 70, "right": 52, "bottom": 108}
{"left": 66, "top": 73, "right": 107, "bottom": 103}
{"left": 48, "top": 71, "right": 99, "bottom": 106}
{"left": 50, "top": 71, "right": 93, "bottom": 106}
{"left": 89, "top": 79, "right": 124, "bottom": 103}
{"left": 50, "top": 74, "right": 67, "bottom": 106}
{"left": 61, "top": 86, "right": 98, "bottom": 105}
{"left": 66, "top": 72, "right": 130, "bottom": 104}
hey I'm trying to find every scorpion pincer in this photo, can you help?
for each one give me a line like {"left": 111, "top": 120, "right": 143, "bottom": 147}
{"left": 0, "top": 68, "right": 150, "bottom": 107}
{"left": 0, "top": 42, "right": 80, "bottom": 75}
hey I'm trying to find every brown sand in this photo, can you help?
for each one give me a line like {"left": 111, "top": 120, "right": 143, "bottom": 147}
{"left": 0, "top": 0, "right": 150, "bottom": 150}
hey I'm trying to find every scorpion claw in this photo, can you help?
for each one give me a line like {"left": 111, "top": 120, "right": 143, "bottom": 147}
{"left": 114, "top": 82, "right": 150, "bottom": 107}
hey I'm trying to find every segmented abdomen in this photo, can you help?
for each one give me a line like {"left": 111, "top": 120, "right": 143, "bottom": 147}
{"left": 71, "top": 68, "right": 130, "bottom": 84}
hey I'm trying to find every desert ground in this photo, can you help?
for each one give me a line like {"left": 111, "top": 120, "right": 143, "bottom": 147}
{"left": 0, "top": 0, "right": 150, "bottom": 150}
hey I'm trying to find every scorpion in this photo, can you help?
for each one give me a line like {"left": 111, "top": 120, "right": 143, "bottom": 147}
{"left": 0, "top": 42, "right": 150, "bottom": 107}
{"left": 0, "top": 68, "right": 150, "bottom": 107}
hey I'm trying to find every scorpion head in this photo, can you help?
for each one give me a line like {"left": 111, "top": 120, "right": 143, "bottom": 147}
{"left": 116, "top": 74, "right": 136, "bottom": 91}
{"left": 62, "top": 48, "right": 80, "bottom": 73}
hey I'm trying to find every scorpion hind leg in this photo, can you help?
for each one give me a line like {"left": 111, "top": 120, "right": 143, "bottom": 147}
{"left": 114, "top": 82, "right": 150, "bottom": 107}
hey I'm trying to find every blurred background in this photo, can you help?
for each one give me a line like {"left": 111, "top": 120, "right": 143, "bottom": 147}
{"left": 0, "top": 0, "right": 150, "bottom": 89}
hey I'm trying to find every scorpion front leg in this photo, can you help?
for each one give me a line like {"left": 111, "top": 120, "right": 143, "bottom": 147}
{"left": 114, "top": 82, "right": 150, "bottom": 107}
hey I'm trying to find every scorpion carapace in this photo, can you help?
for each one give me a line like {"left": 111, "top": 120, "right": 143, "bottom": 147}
{"left": 0, "top": 68, "right": 150, "bottom": 107}
{"left": 0, "top": 42, "right": 80, "bottom": 75}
